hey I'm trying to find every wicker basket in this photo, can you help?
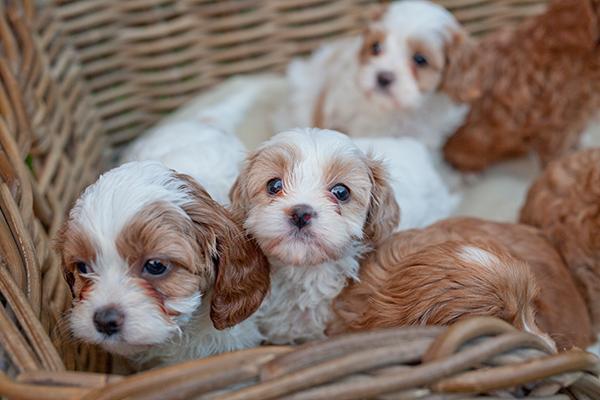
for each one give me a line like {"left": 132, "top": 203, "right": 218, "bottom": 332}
{"left": 1, "top": 0, "right": 599, "bottom": 398}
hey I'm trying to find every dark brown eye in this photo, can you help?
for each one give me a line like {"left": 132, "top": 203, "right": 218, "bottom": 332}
{"left": 143, "top": 260, "right": 169, "bottom": 276}
{"left": 75, "top": 261, "right": 90, "bottom": 274}
{"left": 330, "top": 184, "right": 351, "bottom": 202}
{"left": 371, "top": 41, "right": 382, "bottom": 56}
{"left": 266, "top": 178, "right": 283, "bottom": 195}
{"left": 413, "top": 53, "right": 428, "bottom": 67}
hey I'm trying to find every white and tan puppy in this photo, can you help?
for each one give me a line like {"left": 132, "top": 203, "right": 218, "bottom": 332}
{"left": 275, "top": 0, "right": 468, "bottom": 150}
{"left": 57, "top": 161, "right": 270, "bottom": 366}
{"left": 230, "top": 128, "right": 400, "bottom": 344}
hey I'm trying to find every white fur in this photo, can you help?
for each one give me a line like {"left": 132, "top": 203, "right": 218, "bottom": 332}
{"left": 68, "top": 161, "right": 264, "bottom": 365}
{"left": 135, "top": 295, "right": 264, "bottom": 366}
{"left": 248, "top": 129, "right": 377, "bottom": 344}
{"left": 274, "top": 0, "right": 468, "bottom": 150}
{"left": 457, "top": 245, "right": 501, "bottom": 270}
{"left": 354, "top": 137, "right": 459, "bottom": 230}
{"left": 257, "top": 255, "right": 360, "bottom": 345}
{"left": 121, "top": 80, "right": 263, "bottom": 205}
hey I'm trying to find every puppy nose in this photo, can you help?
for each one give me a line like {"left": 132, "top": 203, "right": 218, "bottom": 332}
{"left": 376, "top": 71, "right": 395, "bottom": 89}
{"left": 93, "top": 306, "right": 124, "bottom": 336}
{"left": 289, "top": 204, "right": 316, "bottom": 229}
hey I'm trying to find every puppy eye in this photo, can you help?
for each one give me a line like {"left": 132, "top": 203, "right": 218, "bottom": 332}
{"left": 143, "top": 260, "right": 170, "bottom": 277}
{"left": 266, "top": 178, "right": 283, "bottom": 195}
{"left": 75, "top": 261, "right": 90, "bottom": 274}
{"left": 330, "top": 184, "right": 351, "bottom": 202}
{"left": 371, "top": 41, "right": 382, "bottom": 56}
{"left": 413, "top": 53, "right": 428, "bottom": 67}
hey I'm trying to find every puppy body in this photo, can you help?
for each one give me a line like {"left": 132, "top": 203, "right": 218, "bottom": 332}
{"left": 57, "top": 162, "right": 269, "bottom": 366}
{"left": 443, "top": 0, "right": 600, "bottom": 171}
{"left": 231, "top": 128, "right": 399, "bottom": 344}
{"left": 331, "top": 218, "right": 593, "bottom": 351}
{"left": 354, "top": 137, "right": 459, "bottom": 230}
{"left": 274, "top": 1, "right": 468, "bottom": 151}
{"left": 521, "top": 148, "right": 600, "bottom": 333}
{"left": 121, "top": 80, "right": 262, "bottom": 204}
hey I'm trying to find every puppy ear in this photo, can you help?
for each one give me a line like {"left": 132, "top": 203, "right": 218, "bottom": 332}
{"left": 365, "top": 3, "right": 388, "bottom": 22}
{"left": 229, "top": 150, "right": 259, "bottom": 221}
{"left": 54, "top": 222, "right": 76, "bottom": 299}
{"left": 363, "top": 156, "right": 400, "bottom": 246}
{"left": 441, "top": 28, "right": 482, "bottom": 103}
{"left": 176, "top": 173, "right": 270, "bottom": 330}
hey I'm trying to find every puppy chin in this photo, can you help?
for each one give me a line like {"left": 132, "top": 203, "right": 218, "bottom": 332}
{"left": 265, "top": 235, "right": 345, "bottom": 266}
{"left": 100, "top": 340, "right": 153, "bottom": 357}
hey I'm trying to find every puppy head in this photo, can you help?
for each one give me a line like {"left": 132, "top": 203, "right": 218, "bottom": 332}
{"left": 230, "top": 128, "right": 399, "bottom": 266}
{"left": 357, "top": 0, "right": 465, "bottom": 111}
{"left": 56, "top": 161, "right": 269, "bottom": 356}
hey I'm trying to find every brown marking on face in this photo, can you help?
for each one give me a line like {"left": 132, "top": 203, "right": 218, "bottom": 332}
{"left": 230, "top": 142, "right": 301, "bottom": 217}
{"left": 116, "top": 201, "right": 212, "bottom": 301}
{"left": 407, "top": 37, "right": 444, "bottom": 92}
{"left": 359, "top": 29, "right": 387, "bottom": 64}
{"left": 55, "top": 221, "right": 97, "bottom": 300}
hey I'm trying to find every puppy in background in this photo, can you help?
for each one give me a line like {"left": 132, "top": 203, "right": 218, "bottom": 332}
{"left": 442, "top": 0, "right": 600, "bottom": 171}
{"left": 354, "top": 137, "right": 459, "bottom": 230}
{"left": 521, "top": 148, "right": 600, "bottom": 334}
{"left": 230, "top": 128, "right": 399, "bottom": 344}
{"left": 274, "top": 0, "right": 469, "bottom": 151}
{"left": 331, "top": 218, "right": 593, "bottom": 352}
{"left": 56, "top": 161, "right": 269, "bottom": 366}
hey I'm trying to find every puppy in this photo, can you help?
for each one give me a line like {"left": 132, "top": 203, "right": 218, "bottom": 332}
{"left": 56, "top": 161, "right": 270, "bottom": 366}
{"left": 442, "top": 0, "right": 600, "bottom": 171}
{"left": 230, "top": 128, "right": 400, "bottom": 344}
{"left": 274, "top": 0, "right": 469, "bottom": 151}
{"left": 354, "top": 137, "right": 459, "bottom": 230}
{"left": 331, "top": 218, "right": 593, "bottom": 351}
{"left": 521, "top": 148, "right": 600, "bottom": 334}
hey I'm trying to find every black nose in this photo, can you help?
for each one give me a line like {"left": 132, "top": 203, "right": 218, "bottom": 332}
{"left": 376, "top": 71, "right": 395, "bottom": 89}
{"left": 289, "top": 204, "right": 316, "bottom": 229}
{"left": 93, "top": 306, "right": 124, "bottom": 336}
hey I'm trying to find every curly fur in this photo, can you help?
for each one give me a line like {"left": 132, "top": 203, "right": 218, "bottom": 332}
{"left": 520, "top": 148, "right": 600, "bottom": 334}
{"left": 442, "top": 0, "right": 600, "bottom": 171}
{"left": 330, "top": 217, "right": 593, "bottom": 351}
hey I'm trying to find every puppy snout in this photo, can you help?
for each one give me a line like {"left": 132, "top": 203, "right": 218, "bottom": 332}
{"left": 93, "top": 306, "right": 124, "bottom": 336}
{"left": 376, "top": 71, "right": 395, "bottom": 89}
{"left": 289, "top": 204, "right": 316, "bottom": 229}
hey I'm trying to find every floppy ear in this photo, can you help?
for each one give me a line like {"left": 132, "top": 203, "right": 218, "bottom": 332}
{"left": 177, "top": 173, "right": 270, "bottom": 330}
{"left": 228, "top": 150, "right": 259, "bottom": 221}
{"left": 365, "top": 3, "right": 388, "bottom": 22}
{"left": 363, "top": 157, "right": 400, "bottom": 246}
{"left": 54, "top": 221, "right": 77, "bottom": 299}
{"left": 441, "top": 28, "right": 482, "bottom": 103}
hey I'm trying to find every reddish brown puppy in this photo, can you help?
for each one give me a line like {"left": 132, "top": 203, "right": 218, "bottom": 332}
{"left": 442, "top": 0, "right": 600, "bottom": 171}
{"left": 330, "top": 218, "right": 593, "bottom": 351}
{"left": 521, "top": 148, "right": 600, "bottom": 334}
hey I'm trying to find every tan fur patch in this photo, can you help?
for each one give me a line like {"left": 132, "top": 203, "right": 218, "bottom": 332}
{"left": 116, "top": 201, "right": 211, "bottom": 298}
{"left": 359, "top": 29, "right": 386, "bottom": 64}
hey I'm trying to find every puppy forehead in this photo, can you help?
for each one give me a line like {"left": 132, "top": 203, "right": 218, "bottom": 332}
{"left": 380, "top": 1, "right": 458, "bottom": 40}
{"left": 265, "top": 128, "right": 365, "bottom": 171}
{"left": 70, "top": 161, "right": 192, "bottom": 241}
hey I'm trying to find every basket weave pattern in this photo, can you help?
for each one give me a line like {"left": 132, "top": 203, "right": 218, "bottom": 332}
{"left": 1, "top": 0, "right": 599, "bottom": 398}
